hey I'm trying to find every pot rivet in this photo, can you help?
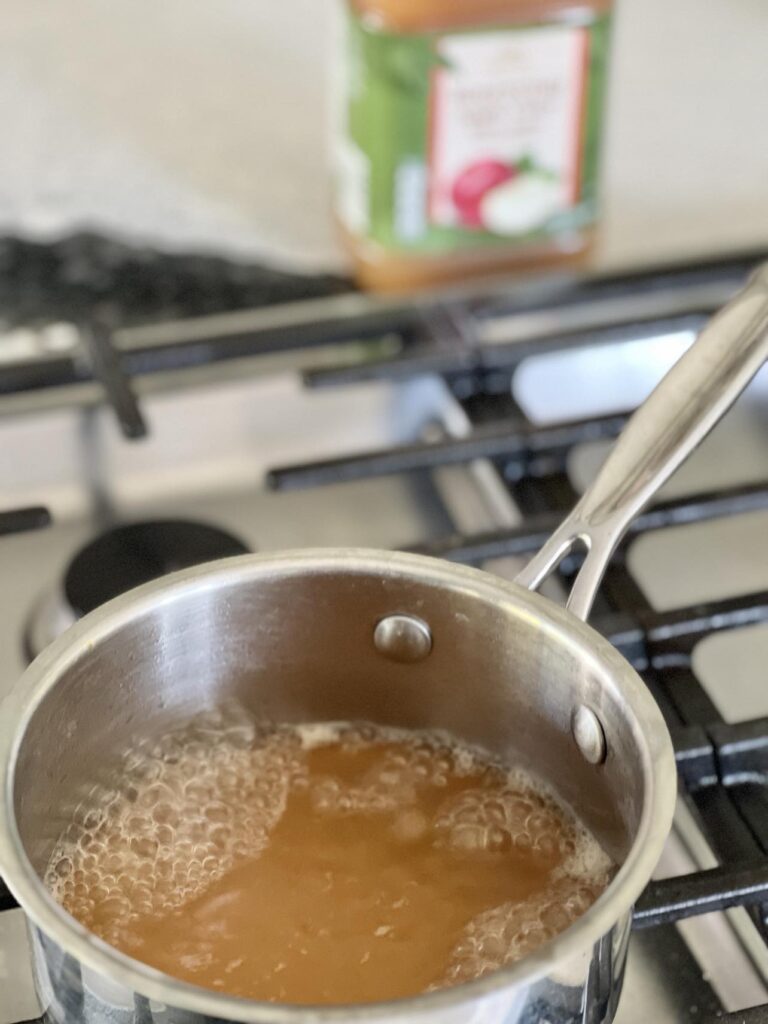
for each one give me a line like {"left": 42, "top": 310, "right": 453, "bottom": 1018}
{"left": 572, "top": 705, "right": 607, "bottom": 765}
{"left": 374, "top": 615, "right": 432, "bottom": 663}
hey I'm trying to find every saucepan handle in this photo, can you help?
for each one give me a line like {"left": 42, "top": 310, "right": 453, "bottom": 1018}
{"left": 515, "top": 262, "right": 768, "bottom": 621}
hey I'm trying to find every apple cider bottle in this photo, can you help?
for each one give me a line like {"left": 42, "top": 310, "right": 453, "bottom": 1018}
{"left": 333, "top": 0, "right": 614, "bottom": 292}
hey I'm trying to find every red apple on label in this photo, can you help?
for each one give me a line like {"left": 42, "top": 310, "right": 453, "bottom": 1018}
{"left": 452, "top": 160, "right": 516, "bottom": 227}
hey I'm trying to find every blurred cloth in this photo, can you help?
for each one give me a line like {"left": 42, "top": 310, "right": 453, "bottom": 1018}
{"left": 0, "top": 0, "right": 767, "bottom": 273}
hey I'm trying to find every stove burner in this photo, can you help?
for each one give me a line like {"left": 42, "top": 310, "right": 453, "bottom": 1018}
{"left": 64, "top": 519, "right": 250, "bottom": 617}
{"left": 25, "top": 519, "right": 249, "bottom": 660}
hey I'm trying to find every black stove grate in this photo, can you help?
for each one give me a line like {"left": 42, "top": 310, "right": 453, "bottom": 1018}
{"left": 272, "top": 495, "right": 768, "bottom": 1018}
{"left": 0, "top": 507, "right": 50, "bottom": 538}
{"left": 4, "top": 249, "right": 768, "bottom": 1021}
{"left": 716, "top": 1009, "right": 768, "bottom": 1023}
{"left": 258, "top": 252, "right": 768, "bottom": 1020}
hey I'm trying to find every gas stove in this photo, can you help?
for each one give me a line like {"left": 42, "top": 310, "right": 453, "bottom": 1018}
{"left": 3, "top": 247, "right": 768, "bottom": 1023}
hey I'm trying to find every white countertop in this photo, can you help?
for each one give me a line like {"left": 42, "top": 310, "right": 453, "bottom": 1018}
{"left": 1, "top": 0, "right": 766, "bottom": 274}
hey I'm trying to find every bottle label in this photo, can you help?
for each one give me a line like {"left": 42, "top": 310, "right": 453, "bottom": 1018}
{"left": 334, "top": 11, "right": 611, "bottom": 253}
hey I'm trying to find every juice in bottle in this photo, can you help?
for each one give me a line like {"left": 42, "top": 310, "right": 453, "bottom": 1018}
{"left": 333, "top": 0, "right": 613, "bottom": 291}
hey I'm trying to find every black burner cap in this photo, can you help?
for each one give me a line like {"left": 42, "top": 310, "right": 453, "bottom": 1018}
{"left": 65, "top": 519, "right": 250, "bottom": 617}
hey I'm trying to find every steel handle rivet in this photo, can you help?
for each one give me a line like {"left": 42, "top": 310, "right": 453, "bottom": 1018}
{"left": 373, "top": 614, "right": 432, "bottom": 663}
{"left": 572, "top": 705, "right": 607, "bottom": 765}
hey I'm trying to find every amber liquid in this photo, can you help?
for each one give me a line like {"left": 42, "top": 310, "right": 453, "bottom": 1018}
{"left": 48, "top": 718, "right": 611, "bottom": 1004}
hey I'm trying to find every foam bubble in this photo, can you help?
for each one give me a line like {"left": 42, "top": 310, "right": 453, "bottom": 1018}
{"left": 295, "top": 722, "right": 344, "bottom": 751}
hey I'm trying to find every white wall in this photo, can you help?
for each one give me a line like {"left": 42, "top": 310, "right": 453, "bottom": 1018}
{"left": 0, "top": 0, "right": 766, "bottom": 272}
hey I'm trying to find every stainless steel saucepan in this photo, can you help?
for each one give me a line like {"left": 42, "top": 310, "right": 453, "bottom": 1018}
{"left": 2, "top": 265, "right": 768, "bottom": 1024}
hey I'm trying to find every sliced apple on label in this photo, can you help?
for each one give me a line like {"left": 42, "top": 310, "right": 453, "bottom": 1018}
{"left": 451, "top": 160, "right": 515, "bottom": 227}
{"left": 480, "top": 174, "right": 562, "bottom": 236}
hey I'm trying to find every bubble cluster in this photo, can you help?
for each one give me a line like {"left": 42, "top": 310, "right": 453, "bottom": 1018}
{"left": 435, "top": 787, "right": 561, "bottom": 859}
{"left": 305, "top": 729, "right": 471, "bottom": 818}
{"left": 438, "top": 810, "right": 613, "bottom": 986}
{"left": 46, "top": 706, "right": 305, "bottom": 946}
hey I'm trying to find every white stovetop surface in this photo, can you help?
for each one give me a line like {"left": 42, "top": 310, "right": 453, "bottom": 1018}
{"left": 0, "top": 0, "right": 767, "bottom": 273}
